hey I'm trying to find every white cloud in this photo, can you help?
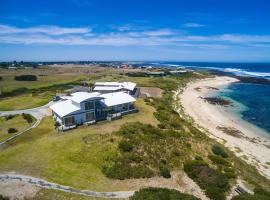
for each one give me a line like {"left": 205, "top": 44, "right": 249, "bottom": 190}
{"left": 0, "top": 24, "right": 91, "bottom": 35}
{"left": 183, "top": 23, "right": 206, "bottom": 28}
{"left": 0, "top": 24, "right": 270, "bottom": 50}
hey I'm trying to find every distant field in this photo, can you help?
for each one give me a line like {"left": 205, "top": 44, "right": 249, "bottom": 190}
{"left": 0, "top": 98, "right": 158, "bottom": 191}
{"left": 0, "top": 66, "right": 144, "bottom": 110}
{"left": 0, "top": 66, "right": 116, "bottom": 93}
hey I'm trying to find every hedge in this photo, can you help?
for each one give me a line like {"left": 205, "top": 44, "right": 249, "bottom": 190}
{"left": 14, "top": 75, "right": 37, "bottom": 81}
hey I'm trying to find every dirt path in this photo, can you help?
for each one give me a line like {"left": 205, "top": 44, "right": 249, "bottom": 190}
{"left": 0, "top": 174, "right": 134, "bottom": 199}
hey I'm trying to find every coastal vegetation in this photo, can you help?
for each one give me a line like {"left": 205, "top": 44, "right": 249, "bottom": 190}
{"left": 0, "top": 67, "right": 270, "bottom": 199}
{"left": 184, "top": 159, "right": 229, "bottom": 200}
{"left": 130, "top": 187, "right": 199, "bottom": 200}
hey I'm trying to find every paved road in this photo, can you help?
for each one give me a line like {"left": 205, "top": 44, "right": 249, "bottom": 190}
{"left": 0, "top": 174, "right": 134, "bottom": 199}
{"left": 0, "top": 101, "right": 54, "bottom": 146}
{"left": 0, "top": 101, "right": 54, "bottom": 119}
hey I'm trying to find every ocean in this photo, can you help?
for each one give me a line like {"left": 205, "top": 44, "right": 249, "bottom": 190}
{"left": 145, "top": 62, "right": 270, "bottom": 134}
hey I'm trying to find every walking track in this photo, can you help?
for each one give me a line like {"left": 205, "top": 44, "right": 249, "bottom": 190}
{"left": 0, "top": 174, "right": 134, "bottom": 199}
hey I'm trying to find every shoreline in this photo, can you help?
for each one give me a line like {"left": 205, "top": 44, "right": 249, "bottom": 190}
{"left": 180, "top": 76, "right": 270, "bottom": 179}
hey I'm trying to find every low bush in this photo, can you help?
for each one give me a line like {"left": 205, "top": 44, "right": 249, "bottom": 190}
{"left": 4, "top": 115, "right": 15, "bottom": 120}
{"left": 184, "top": 160, "right": 230, "bottom": 200}
{"left": 22, "top": 113, "right": 33, "bottom": 124}
{"left": 14, "top": 75, "right": 37, "bottom": 81}
{"left": 159, "top": 164, "right": 171, "bottom": 178}
{"left": 102, "top": 160, "right": 154, "bottom": 180}
{"left": 208, "top": 154, "right": 229, "bottom": 165}
{"left": 130, "top": 187, "right": 199, "bottom": 200}
{"left": 118, "top": 140, "right": 133, "bottom": 152}
{"left": 54, "top": 121, "right": 61, "bottom": 129}
{"left": 8, "top": 128, "right": 18, "bottom": 134}
{"left": 212, "top": 144, "right": 228, "bottom": 158}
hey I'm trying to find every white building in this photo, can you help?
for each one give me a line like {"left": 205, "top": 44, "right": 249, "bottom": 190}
{"left": 50, "top": 91, "right": 136, "bottom": 131}
{"left": 93, "top": 82, "right": 136, "bottom": 95}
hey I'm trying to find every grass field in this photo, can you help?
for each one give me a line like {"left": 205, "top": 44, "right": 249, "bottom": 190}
{"left": 0, "top": 114, "right": 34, "bottom": 142}
{"left": 0, "top": 66, "right": 140, "bottom": 110}
{"left": 0, "top": 93, "right": 54, "bottom": 110}
{"left": 0, "top": 98, "right": 158, "bottom": 191}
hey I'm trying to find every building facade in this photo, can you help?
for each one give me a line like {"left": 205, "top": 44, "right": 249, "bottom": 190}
{"left": 50, "top": 91, "right": 137, "bottom": 131}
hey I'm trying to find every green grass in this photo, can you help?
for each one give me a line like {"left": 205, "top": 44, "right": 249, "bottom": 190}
{"left": 0, "top": 99, "right": 158, "bottom": 191}
{"left": 0, "top": 93, "right": 53, "bottom": 110}
{"left": 0, "top": 115, "right": 34, "bottom": 141}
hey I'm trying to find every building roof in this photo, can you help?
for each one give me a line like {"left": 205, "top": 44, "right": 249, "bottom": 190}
{"left": 50, "top": 100, "right": 80, "bottom": 117}
{"left": 100, "top": 92, "right": 136, "bottom": 107}
{"left": 62, "top": 92, "right": 102, "bottom": 103}
{"left": 94, "top": 82, "right": 136, "bottom": 91}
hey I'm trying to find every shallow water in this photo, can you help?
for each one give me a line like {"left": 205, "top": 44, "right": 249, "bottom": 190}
{"left": 214, "top": 83, "right": 270, "bottom": 134}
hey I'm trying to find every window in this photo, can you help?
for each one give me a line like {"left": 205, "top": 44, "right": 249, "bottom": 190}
{"left": 86, "top": 112, "right": 95, "bottom": 121}
{"left": 64, "top": 116, "right": 75, "bottom": 126}
{"left": 85, "top": 101, "right": 94, "bottom": 110}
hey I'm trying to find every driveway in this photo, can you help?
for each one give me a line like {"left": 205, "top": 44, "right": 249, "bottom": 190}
{"left": 0, "top": 101, "right": 55, "bottom": 146}
{"left": 0, "top": 101, "right": 54, "bottom": 120}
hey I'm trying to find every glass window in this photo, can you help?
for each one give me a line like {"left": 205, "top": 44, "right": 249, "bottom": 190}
{"left": 85, "top": 101, "right": 94, "bottom": 110}
{"left": 64, "top": 116, "right": 75, "bottom": 126}
{"left": 86, "top": 112, "right": 95, "bottom": 121}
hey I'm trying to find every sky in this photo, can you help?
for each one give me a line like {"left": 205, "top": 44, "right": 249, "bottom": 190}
{"left": 0, "top": 0, "right": 270, "bottom": 62}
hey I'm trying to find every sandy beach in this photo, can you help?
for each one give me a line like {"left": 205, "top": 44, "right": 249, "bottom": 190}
{"left": 180, "top": 76, "right": 270, "bottom": 179}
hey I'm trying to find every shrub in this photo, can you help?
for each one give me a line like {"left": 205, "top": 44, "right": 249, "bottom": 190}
{"left": 118, "top": 140, "right": 133, "bottom": 152}
{"left": 102, "top": 161, "right": 154, "bottom": 180}
{"left": 159, "top": 164, "right": 171, "bottom": 178}
{"left": 0, "top": 195, "right": 9, "bottom": 200}
{"left": 22, "top": 113, "right": 33, "bottom": 124}
{"left": 14, "top": 75, "right": 37, "bottom": 81}
{"left": 208, "top": 154, "right": 229, "bottom": 165}
{"left": 54, "top": 121, "right": 61, "bottom": 129}
{"left": 8, "top": 128, "right": 18, "bottom": 134}
{"left": 130, "top": 187, "right": 199, "bottom": 200}
{"left": 4, "top": 115, "right": 15, "bottom": 120}
{"left": 184, "top": 160, "right": 230, "bottom": 200}
{"left": 212, "top": 144, "right": 228, "bottom": 158}
{"left": 0, "top": 76, "right": 2, "bottom": 81}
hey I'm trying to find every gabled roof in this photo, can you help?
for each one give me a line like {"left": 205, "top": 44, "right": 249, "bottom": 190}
{"left": 100, "top": 92, "right": 136, "bottom": 107}
{"left": 50, "top": 100, "right": 80, "bottom": 117}
{"left": 62, "top": 92, "right": 102, "bottom": 103}
{"left": 94, "top": 82, "right": 136, "bottom": 91}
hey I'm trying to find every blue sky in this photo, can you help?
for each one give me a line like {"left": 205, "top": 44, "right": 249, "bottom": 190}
{"left": 1, "top": 0, "right": 270, "bottom": 62}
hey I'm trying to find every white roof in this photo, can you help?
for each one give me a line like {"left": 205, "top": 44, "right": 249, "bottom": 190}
{"left": 100, "top": 92, "right": 136, "bottom": 107}
{"left": 94, "top": 82, "right": 136, "bottom": 91}
{"left": 94, "top": 86, "right": 121, "bottom": 91}
{"left": 50, "top": 100, "right": 80, "bottom": 117}
{"left": 62, "top": 92, "right": 102, "bottom": 103}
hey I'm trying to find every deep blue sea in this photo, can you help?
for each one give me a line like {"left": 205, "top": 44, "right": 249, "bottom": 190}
{"left": 144, "top": 62, "right": 270, "bottom": 134}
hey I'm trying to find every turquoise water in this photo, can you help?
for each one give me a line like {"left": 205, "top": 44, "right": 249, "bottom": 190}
{"left": 214, "top": 83, "right": 270, "bottom": 134}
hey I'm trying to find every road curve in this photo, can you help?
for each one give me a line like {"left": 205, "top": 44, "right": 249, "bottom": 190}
{"left": 0, "top": 174, "right": 134, "bottom": 199}
{"left": 0, "top": 101, "right": 54, "bottom": 119}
